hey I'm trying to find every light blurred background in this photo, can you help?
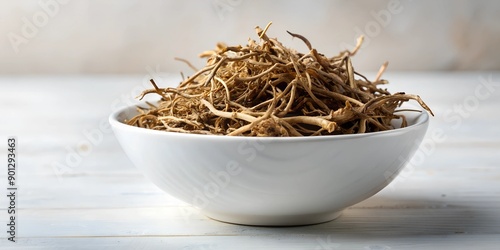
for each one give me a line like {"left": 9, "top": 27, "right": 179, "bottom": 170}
{"left": 1, "top": 0, "right": 500, "bottom": 75}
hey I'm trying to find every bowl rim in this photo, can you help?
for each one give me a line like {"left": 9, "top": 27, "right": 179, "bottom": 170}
{"left": 109, "top": 102, "right": 429, "bottom": 142}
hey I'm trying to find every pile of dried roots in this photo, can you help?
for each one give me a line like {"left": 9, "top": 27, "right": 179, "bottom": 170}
{"left": 127, "top": 23, "right": 433, "bottom": 136}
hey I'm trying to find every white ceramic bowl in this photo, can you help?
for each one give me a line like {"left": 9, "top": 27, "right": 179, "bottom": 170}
{"left": 110, "top": 103, "right": 429, "bottom": 226}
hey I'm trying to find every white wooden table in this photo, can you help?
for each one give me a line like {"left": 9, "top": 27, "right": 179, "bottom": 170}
{"left": 1, "top": 72, "right": 500, "bottom": 249}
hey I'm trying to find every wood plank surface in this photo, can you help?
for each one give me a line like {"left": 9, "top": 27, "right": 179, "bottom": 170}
{"left": 0, "top": 72, "right": 499, "bottom": 249}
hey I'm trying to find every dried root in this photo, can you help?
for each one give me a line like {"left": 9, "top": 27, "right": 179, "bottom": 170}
{"left": 127, "top": 23, "right": 433, "bottom": 136}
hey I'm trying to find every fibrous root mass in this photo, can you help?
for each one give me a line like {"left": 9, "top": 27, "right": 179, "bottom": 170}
{"left": 128, "top": 22, "right": 433, "bottom": 137}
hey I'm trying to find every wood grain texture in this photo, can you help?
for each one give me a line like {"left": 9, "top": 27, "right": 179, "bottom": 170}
{"left": 1, "top": 72, "right": 499, "bottom": 249}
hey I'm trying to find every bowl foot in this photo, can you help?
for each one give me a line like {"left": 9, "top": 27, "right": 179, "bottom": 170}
{"left": 203, "top": 210, "right": 343, "bottom": 226}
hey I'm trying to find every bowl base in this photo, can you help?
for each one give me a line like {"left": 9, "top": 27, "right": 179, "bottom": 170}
{"left": 203, "top": 210, "right": 343, "bottom": 227}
